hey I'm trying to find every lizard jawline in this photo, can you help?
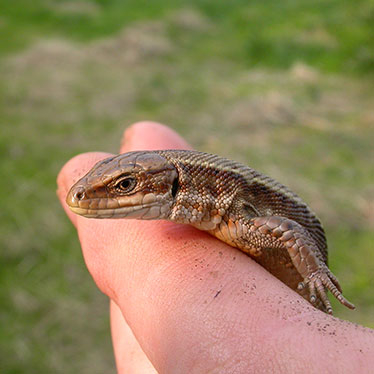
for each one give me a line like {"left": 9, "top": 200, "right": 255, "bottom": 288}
{"left": 69, "top": 202, "right": 169, "bottom": 220}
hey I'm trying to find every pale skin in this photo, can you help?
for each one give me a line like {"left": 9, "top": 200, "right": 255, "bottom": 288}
{"left": 57, "top": 121, "right": 374, "bottom": 374}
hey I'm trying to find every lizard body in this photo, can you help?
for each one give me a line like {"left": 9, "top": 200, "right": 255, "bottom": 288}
{"left": 66, "top": 150, "right": 355, "bottom": 314}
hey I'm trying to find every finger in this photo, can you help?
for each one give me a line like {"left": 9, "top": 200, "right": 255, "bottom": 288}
{"left": 59, "top": 122, "right": 374, "bottom": 373}
{"left": 109, "top": 123, "right": 373, "bottom": 373}
{"left": 110, "top": 300, "right": 157, "bottom": 374}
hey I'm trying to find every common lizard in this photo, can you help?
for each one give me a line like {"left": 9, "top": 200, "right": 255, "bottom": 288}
{"left": 66, "top": 150, "right": 355, "bottom": 314}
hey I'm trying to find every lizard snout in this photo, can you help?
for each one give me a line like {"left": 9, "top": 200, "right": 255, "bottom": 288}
{"left": 66, "top": 185, "right": 87, "bottom": 208}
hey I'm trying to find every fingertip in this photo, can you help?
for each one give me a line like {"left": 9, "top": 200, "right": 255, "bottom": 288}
{"left": 120, "top": 121, "right": 193, "bottom": 153}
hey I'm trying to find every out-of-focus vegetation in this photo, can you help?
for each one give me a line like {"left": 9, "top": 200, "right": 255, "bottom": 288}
{"left": 0, "top": 0, "right": 373, "bottom": 372}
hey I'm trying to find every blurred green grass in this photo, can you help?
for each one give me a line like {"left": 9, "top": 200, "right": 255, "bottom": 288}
{"left": 0, "top": 0, "right": 373, "bottom": 372}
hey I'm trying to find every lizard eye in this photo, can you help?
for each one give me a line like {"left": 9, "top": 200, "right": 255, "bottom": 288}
{"left": 115, "top": 177, "right": 137, "bottom": 193}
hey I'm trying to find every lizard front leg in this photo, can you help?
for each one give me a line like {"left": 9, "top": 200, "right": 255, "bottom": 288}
{"left": 239, "top": 216, "right": 355, "bottom": 314}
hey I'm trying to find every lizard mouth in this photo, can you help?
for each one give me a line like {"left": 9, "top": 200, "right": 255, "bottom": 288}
{"left": 68, "top": 201, "right": 162, "bottom": 219}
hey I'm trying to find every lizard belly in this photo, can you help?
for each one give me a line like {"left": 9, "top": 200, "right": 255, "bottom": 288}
{"left": 207, "top": 219, "right": 261, "bottom": 257}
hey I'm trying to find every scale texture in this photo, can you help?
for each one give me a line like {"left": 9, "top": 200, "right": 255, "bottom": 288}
{"left": 66, "top": 150, "right": 355, "bottom": 314}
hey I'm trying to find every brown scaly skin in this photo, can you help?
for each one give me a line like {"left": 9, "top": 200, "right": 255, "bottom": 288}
{"left": 66, "top": 150, "right": 355, "bottom": 314}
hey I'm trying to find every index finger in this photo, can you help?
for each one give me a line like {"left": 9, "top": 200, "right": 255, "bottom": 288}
{"left": 58, "top": 121, "right": 374, "bottom": 374}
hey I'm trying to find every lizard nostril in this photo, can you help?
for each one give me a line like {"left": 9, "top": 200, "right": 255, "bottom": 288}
{"left": 74, "top": 189, "right": 85, "bottom": 201}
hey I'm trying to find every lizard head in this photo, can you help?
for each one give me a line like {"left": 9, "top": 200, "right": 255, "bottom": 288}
{"left": 66, "top": 151, "right": 178, "bottom": 219}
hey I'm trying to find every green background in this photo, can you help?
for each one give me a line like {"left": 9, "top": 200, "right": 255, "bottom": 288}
{"left": 1, "top": 0, "right": 373, "bottom": 372}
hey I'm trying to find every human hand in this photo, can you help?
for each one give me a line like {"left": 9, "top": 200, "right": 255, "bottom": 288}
{"left": 57, "top": 121, "right": 374, "bottom": 373}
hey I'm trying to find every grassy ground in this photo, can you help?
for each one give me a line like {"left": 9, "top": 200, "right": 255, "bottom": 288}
{"left": 0, "top": 1, "right": 373, "bottom": 372}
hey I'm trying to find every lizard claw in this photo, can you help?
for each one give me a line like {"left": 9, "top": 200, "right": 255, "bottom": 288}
{"left": 305, "top": 266, "right": 355, "bottom": 314}
{"left": 297, "top": 281, "right": 305, "bottom": 290}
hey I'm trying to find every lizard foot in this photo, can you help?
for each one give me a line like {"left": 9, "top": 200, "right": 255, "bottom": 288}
{"left": 305, "top": 265, "right": 355, "bottom": 314}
